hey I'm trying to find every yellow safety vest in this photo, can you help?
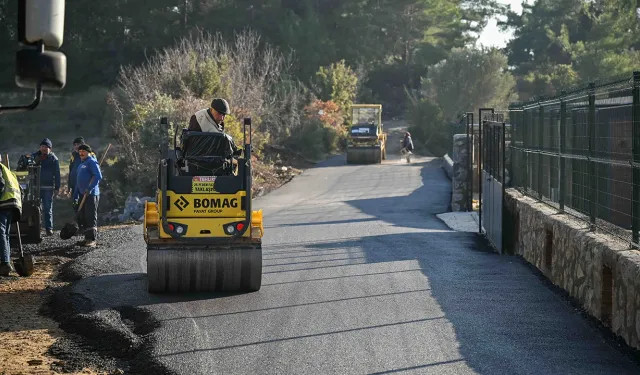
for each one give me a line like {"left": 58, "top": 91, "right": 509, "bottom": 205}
{"left": 0, "top": 163, "right": 22, "bottom": 218}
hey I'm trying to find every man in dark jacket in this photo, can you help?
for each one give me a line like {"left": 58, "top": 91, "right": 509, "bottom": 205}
{"left": 188, "top": 98, "right": 230, "bottom": 132}
{"left": 68, "top": 137, "right": 84, "bottom": 196}
{"left": 187, "top": 97, "right": 241, "bottom": 156}
{"left": 0, "top": 162, "right": 22, "bottom": 276}
{"left": 32, "top": 138, "right": 61, "bottom": 236}
{"left": 401, "top": 132, "right": 414, "bottom": 162}
{"left": 73, "top": 144, "right": 102, "bottom": 247}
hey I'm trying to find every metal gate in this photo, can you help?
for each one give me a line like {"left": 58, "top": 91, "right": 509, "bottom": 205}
{"left": 481, "top": 113, "right": 506, "bottom": 253}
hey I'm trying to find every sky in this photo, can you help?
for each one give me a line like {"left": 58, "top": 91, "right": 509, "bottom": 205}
{"left": 476, "top": 0, "right": 535, "bottom": 48}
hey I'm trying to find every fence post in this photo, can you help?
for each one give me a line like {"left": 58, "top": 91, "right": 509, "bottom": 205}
{"left": 466, "top": 113, "right": 472, "bottom": 212}
{"left": 538, "top": 100, "right": 544, "bottom": 200}
{"left": 559, "top": 91, "right": 567, "bottom": 211}
{"left": 523, "top": 108, "right": 529, "bottom": 192}
{"left": 509, "top": 110, "right": 515, "bottom": 187}
{"left": 588, "top": 82, "right": 597, "bottom": 229}
{"left": 632, "top": 72, "right": 640, "bottom": 246}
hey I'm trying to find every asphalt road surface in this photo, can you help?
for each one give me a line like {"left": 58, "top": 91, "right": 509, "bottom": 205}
{"left": 63, "top": 130, "right": 640, "bottom": 374}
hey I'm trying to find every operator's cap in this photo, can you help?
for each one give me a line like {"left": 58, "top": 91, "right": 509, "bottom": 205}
{"left": 211, "top": 98, "right": 231, "bottom": 115}
{"left": 73, "top": 137, "right": 85, "bottom": 145}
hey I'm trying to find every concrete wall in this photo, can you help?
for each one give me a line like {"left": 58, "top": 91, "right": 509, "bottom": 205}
{"left": 504, "top": 188, "right": 640, "bottom": 350}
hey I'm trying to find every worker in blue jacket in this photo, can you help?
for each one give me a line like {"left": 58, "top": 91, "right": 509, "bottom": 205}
{"left": 73, "top": 144, "right": 102, "bottom": 247}
{"left": 31, "top": 138, "right": 61, "bottom": 236}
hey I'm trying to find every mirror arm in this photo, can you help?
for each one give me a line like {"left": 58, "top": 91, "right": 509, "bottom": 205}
{"left": 0, "top": 83, "right": 43, "bottom": 114}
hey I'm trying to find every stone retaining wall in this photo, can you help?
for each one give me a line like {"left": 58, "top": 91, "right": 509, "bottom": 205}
{"left": 504, "top": 188, "right": 640, "bottom": 350}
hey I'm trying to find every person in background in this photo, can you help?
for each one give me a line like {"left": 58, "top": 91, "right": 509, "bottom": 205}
{"left": 31, "top": 138, "right": 60, "bottom": 236}
{"left": 401, "top": 132, "right": 414, "bottom": 153}
{"left": 68, "top": 137, "right": 85, "bottom": 197}
{"left": 0, "top": 161, "right": 22, "bottom": 276}
{"left": 68, "top": 137, "right": 94, "bottom": 233}
{"left": 73, "top": 144, "right": 102, "bottom": 247}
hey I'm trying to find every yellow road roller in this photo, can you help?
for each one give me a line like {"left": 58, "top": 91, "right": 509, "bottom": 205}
{"left": 346, "top": 104, "right": 386, "bottom": 164}
{"left": 143, "top": 117, "right": 263, "bottom": 293}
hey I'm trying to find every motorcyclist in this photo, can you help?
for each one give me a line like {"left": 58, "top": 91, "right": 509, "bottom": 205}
{"left": 401, "top": 132, "right": 414, "bottom": 162}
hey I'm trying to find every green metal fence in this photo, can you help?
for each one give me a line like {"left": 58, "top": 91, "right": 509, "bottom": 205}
{"left": 508, "top": 72, "right": 640, "bottom": 245}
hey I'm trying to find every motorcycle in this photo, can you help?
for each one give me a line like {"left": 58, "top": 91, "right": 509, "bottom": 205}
{"left": 399, "top": 140, "right": 412, "bottom": 163}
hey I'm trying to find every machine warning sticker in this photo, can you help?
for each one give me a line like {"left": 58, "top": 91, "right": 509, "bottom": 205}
{"left": 192, "top": 176, "right": 217, "bottom": 193}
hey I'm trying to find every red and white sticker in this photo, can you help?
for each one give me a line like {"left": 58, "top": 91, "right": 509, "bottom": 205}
{"left": 192, "top": 176, "right": 216, "bottom": 182}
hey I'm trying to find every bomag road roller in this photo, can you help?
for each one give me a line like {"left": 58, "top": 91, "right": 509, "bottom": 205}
{"left": 346, "top": 104, "right": 387, "bottom": 164}
{"left": 143, "top": 117, "right": 263, "bottom": 293}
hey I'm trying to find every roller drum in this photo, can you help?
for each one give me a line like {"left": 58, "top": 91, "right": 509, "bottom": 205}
{"left": 346, "top": 147, "right": 382, "bottom": 164}
{"left": 147, "top": 246, "right": 262, "bottom": 293}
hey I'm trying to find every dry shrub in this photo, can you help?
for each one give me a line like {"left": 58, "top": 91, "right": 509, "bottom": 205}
{"left": 107, "top": 28, "right": 308, "bottom": 195}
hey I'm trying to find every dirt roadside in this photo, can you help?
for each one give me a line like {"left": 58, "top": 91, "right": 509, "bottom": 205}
{"left": 0, "top": 256, "right": 107, "bottom": 375}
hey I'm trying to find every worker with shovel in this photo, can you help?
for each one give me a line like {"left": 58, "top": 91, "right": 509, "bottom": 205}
{"left": 0, "top": 162, "right": 22, "bottom": 276}
{"left": 72, "top": 144, "right": 102, "bottom": 247}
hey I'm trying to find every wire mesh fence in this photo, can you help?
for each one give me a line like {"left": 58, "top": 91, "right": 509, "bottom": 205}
{"left": 508, "top": 73, "right": 640, "bottom": 246}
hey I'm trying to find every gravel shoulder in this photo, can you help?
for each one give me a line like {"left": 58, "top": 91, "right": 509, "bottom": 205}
{"left": 0, "top": 224, "right": 141, "bottom": 375}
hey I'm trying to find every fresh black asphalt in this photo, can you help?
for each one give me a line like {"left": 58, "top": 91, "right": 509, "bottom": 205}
{"left": 52, "top": 147, "right": 640, "bottom": 374}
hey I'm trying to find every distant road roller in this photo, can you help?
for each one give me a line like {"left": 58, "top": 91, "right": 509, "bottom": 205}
{"left": 143, "top": 117, "right": 263, "bottom": 293}
{"left": 346, "top": 104, "right": 386, "bottom": 164}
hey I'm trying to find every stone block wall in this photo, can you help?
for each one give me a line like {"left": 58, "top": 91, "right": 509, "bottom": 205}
{"left": 451, "top": 134, "right": 470, "bottom": 212}
{"left": 504, "top": 188, "right": 640, "bottom": 350}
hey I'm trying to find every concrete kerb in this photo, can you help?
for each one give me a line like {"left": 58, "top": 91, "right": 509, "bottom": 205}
{"left": 442, "top": 153, "right": 454, "bottom": 179}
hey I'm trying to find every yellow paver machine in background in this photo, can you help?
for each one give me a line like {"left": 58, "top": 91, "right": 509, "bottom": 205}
{"left": 143, "top": 117, "right": 263, "bottom": 293}
{"left": 346, "top": 104, "right": 387, "bottom": 164}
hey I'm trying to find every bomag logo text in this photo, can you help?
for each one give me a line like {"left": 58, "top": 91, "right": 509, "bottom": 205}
{"left": 193, "top": 198, "right": 238, "bottom": 209}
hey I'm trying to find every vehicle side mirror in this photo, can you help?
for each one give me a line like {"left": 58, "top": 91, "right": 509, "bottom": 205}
{"left": 15, "top": 0, "right": 67, "bottom": 91}
{"left": 15, "top": 48, "right": 66, "bottom": 90}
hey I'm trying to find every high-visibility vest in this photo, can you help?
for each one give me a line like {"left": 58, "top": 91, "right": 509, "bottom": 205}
{"left": 0, "top": 163, "right": 22, "bottom": 219}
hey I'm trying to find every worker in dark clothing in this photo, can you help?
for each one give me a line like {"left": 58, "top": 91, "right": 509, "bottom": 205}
{"left": 68, "top": 137, "right": 85, "bottom": 197}
{"left": 73, "top": 144, "right": 102, "bottom": 247}
{"left": 31, "top": 138, "right": 61, "bottom": 236}
{"left": 188, "top": 98, "right": 230, "bottom": 132}
{"left": 0, "top": 162, "right": 22, "bottom": 276}
{"left": 188, "top": 98, "right": 241, "bottom": 155}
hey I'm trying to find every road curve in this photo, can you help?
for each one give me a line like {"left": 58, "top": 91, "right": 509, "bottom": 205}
{"left": 62, "top": 130, "right": 640, "bottom": 374}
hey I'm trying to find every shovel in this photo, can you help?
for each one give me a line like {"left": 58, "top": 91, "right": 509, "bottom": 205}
{"left": 60, "top": 179, "right": 92, "bottom": 240}
{"left": 13, "top": 221, "right": 35, "bottom": 277}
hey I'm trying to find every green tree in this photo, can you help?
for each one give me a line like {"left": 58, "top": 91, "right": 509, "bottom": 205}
{"left": 314, "top": 60, "right": 358, "bottom": 122}
{"left": 423, "top": 47, "right": 518, "bottom": 121}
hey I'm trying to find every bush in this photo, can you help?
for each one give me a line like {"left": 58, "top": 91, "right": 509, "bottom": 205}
{"left": 405, "top": 96, "right": 449, "bottom": 157}
{"left": 286, "top": 116, "right": 345, "bottom": 160}
{"left": 313, "top": 60, "right": 358, "bottom": 124}
{"left": 300, "top": 99, "right": 347, "bottom": 155}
